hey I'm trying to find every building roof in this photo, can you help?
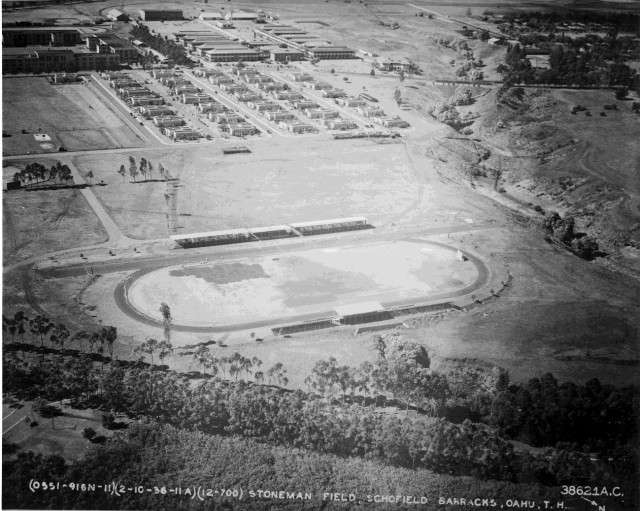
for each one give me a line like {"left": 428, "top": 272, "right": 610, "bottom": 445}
{"left": 249, "top": 225, "right": 291, "bottom": 233}
{"left": 334, "top": 301, "right": 384, "bottom": 316}
{"left": 106, "top": 9, "right": 127, "bottom": 19}
{"left": 290, "top": 216, "right": 366, "bottom": 228}
{"left": 269, "top": 48, "right": 305, "bottom": 54}
{"left": 2, "top": 26, "right": 82, "bottom": 32}
{"left": 205, "top": 48, "right": 259, "bottom": 54}
{"left": 170, "top": 228, "right": 249, "bottom": 241}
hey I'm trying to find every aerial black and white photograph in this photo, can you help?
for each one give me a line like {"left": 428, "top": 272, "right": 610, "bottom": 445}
{"left": 1, "top": 0, "right": 639, "bottom": 509}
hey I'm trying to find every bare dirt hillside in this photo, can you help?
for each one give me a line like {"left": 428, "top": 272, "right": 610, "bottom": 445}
{"left": 438, "top": 86, "right": 640, "bottom": 275}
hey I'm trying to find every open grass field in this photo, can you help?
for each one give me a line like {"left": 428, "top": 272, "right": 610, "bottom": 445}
{"left": 2, "top": 165, "right": 108, "bottom": 266}
{"left": 77, "top": 139, "right": 448, "bottom": 240}
{"left": 2, "top": 77, "right": 146, "bottom": 155}
{"left": 127, "top": 240, "right": 481, "bottom": 327}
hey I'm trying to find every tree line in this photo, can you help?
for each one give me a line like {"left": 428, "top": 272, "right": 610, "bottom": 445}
{"left": 498, "top": 41, "right": 640, "bottom": 92}
{"left": 129, "top": 25, "right": 194, "bottom": 67}
{"left": 3, "top": 328, "right": 637, "bottom": 490}
{"left": 10, "top": 161, "right": 73, "bottom": 188}
{"left": 119, "top": 156, "right": 170, "bottom": 183}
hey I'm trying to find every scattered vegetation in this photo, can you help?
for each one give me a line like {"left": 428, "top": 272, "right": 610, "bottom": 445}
{"left": 543, "top": 211, "right": 601, "bottom": 259}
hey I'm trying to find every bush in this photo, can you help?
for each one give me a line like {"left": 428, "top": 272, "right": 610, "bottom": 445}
{"left": 101, "top": 412, "right": 116, "bottom": 430}
{"left": 33, "top": 399, "right": 62, "bottom": 419}
{"left": 571, "top": 236, "right": 599, "bottom": 259}
{"left": 82, "top": 427, "right": 97, "bottom": 441}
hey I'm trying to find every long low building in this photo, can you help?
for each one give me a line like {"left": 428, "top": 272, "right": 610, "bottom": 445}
{"left": 205, "top": 48, "right": 262, "bottom": 62}
{"left": 229, "top": 123, "right": 260, "bottom": 136}
{"left": 306, "top": 46, "right": 356, "bottom": 60}
{"left": 140, "top": 9, "right": 183, "bottom": 21}
{"left": 2, "top": 46, "right": 119, "bottom": 73}
{"left": 153, "top": 116, "right": 185, "bottom": 127}
{"left": 170, "top": 217, "right": 367, "bottom": 248}
{"left": 171, "top": 228, "right": 252, "bottom": 248}
{"left": 129, "top": 96, "right": 164, "bottom": 106}
{"left": 290, "top": 217, "right": 368, "bottom": 235}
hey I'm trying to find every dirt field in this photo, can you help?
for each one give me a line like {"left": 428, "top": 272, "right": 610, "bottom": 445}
{"left": 2, "top": 165, "right": 108, "bottom": 266}
{"left": 127, "top": 240, "right": 480, "bottom": 326}
{"left": 2, "top": 77, "right": 146, "bottom": 154}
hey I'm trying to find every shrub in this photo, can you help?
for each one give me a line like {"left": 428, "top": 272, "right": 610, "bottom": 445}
{"left": 82, "top": 427, "right": 97, "bottom": 441}
{"left": 101, "top": 412, "right": 116, "bottom": 430}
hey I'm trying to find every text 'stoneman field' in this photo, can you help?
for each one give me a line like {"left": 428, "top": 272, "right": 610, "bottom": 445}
{"left": 127, "top": 240, "right": 480, "bottom": 327}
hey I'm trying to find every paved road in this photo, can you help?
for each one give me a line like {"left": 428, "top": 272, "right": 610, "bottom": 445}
{"left": 85, "top": 75, "right": 159, "bottom": 146}
{"left": 65, "top": 159, "right": 131, "bottom": 245}
{"left": 35, "top": 223, "right": 490, "bottom": 279}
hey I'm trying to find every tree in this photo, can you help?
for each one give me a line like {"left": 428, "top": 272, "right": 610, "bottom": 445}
{"left": 60, "top": 165, "right": 72, "bottom": 185}
{"left": 157, "top": 340, "right": 173, "bottom": 368}
{"left": 99, "top": 326, "right": 118, "bottom": 362}
{"left": 82, "top": 427, "right": 97, "bottom": 441}
{"left": 128, "top": 156, "right": 138, "bottom": 182}
{"left": 49, "top": 165, "right": 58, "bottom": 184}
{"left": 84, "top": 171, "right": 94, "bottom": 185}
{"left": 29, "top": 315, "right": 53, "bottom": 354}
{"left": 158, "top": 163, "right": 167, "bottom": 181}
{"left": 615, "top": 87, "right": 628, "bottom": 100}
{"left": 147, "top": 162, "right": 154, "bottom": 180}
{"left": 194, "top": 346, "right": 210, "bottom": 377}
{"left": 72, "top": 330, "right": 89, "bottom": 354}
{"left": 51, "top": 323, "right": 70, "bottom": 356}
{"left": 117, "top": 164, "right": 126, "bottom": 183}
{"left": 135, "top": 338, "right": 158, "bottom": 368}
{"left": 139, "top": 158, "right": 148, "bottom": 181}
{"left": 159, "top": 303, "right": 172, "bottom": 345}
{"left": 370, "top": 68, "right": 375, "bottom": 76}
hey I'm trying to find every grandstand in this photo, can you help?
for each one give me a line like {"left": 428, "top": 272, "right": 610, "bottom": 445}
{"left": 170, "top": 228, "right": 251, "bottom": 248}
{"left": 170, "top": 217, "right": 370, "bottom": 248}
{"left": 290, "top": 217, "right": 368, "bottom": 235}
{"left": 249, "top": 225, "right": 295, "bottom": 240}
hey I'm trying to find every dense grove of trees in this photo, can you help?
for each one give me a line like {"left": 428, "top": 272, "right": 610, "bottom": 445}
{"left": 499, "top": 40, "right": 640, "bottom": 91}
{"left": 129, "top": 25, "right": 194, "bottom": 67}
{"left": 496, "top": 11, "right": 639, "bottom": 33}
{"left": 11, "top": 161, "right": 73, "bottom": 188}
{"left": 3, "top": 337, "right": 637, "bottom": 491}
{"left": 4, "top": 422, "right": 565, "bottom": 510}
{"left": 3, "top": 311, "right": 638, "bottom": 506}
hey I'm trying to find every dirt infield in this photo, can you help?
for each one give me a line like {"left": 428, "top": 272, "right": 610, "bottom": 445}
{"left": 123, "top": 239, "right": 488, "bottom": 330}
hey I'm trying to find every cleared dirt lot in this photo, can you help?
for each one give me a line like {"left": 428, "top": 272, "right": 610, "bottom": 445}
{"left": 2, "top": 77, "right": 146, "bottom": 154}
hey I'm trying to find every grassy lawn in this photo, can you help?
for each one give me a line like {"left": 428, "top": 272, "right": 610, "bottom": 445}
{"left": 77, "top": 141, "right": 423, "bottom": 240}
{"left": 2, "top": 77, "right": 145, "bottom": 154}
{"left": 3, "top": 165, "right": 108, "bottom": 265}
